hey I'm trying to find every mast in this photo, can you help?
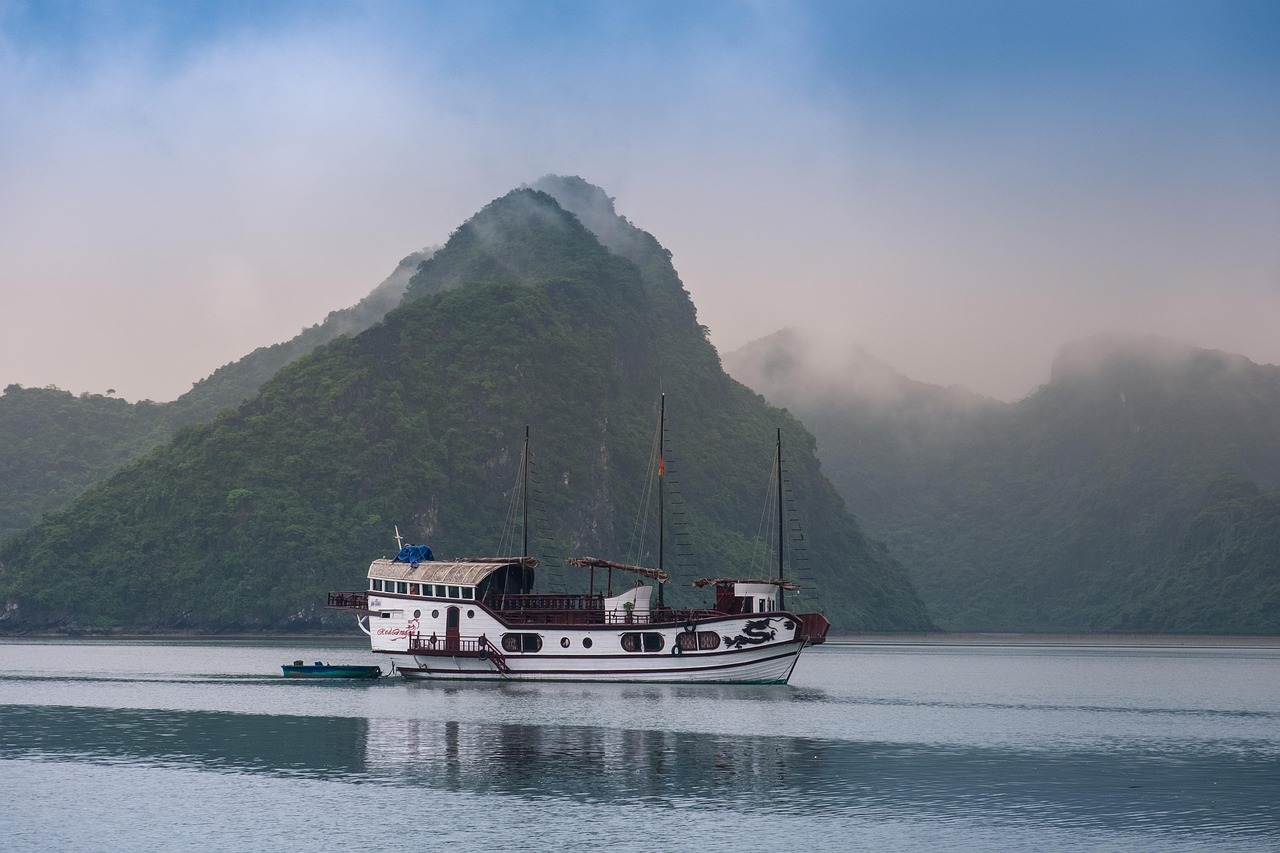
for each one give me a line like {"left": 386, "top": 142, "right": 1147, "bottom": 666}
{"left": 522, "top": 425, "right": 531, "bottom": 593}
{"left": 658, "top": 394, "right": 665, "bottom": 609}
{"left": 522, "top": 425, "right": 530, "bottom": 561}
{"left": 777, "top": 428, "right": 785, "bottom": 610}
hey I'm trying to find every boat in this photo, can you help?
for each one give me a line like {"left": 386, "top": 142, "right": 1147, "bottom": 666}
{"left": 326, "top": 404, "right": 830, "bottom": 683}
{"left": 281, "top": 660, "right": 383, "bottom": 679}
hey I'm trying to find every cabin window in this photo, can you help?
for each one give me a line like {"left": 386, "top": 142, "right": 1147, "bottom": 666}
{"left": 582, "top": 637, "right": 593, "bottom": 649}
{"left": 435, "top": 584, "right": 448, "bottom": 597}
{"left": 677, "top": 631, "right": 721, "bottom": 651}
{"left": 759, "top": 598, "right": 768, "bottom": 612}
{"left": 448, "top": 586, "right": 460, "bottom": 599}
{"left": 560, "top": 637, "right": 570, "bottom": 648}
{"left": 371, "top": 579, "right": 382, "bottom": 591}
{"left": 395, "top": 582, "right": 407, "bottom": 595}
{"left": 466, "top": 610, "right": 475, "bottom": 619}
{"left": 409, "top": 583, "right": 420, "bottom": 595}
{"left": 461, "top": 587, "right": 474, "bottom": 600}
{"left": 380, "top": 612, "right": 391, "bottom": 619}
{"left": 502, "top": 633, "right": 542, "bottom": 653}
{"left": 432, "top": 610, "right": 440, "bottom": 619}
{"left": 742, "top": 598, "right": 753, "bottom": 614}
{"left": 621, "top": 632, "right": 664, "bottom": 653}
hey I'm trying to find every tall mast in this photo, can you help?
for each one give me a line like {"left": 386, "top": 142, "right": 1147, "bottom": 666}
{"left": 522, "top": 425, "right": 530, "bottom": 560}
{"left": 777, "top": 427, "right": 785, "bottom": 611}
{"left": 658, "top": 394, "right": 665, "bottom": 610}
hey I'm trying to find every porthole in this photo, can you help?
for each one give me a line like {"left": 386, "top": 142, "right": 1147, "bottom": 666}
{"left": 414, "top": 609, "right": 421, "bottom": 618}
{"left": 432, "top": 609, "right": 440, "bottom": 619}
{"left": 582, "top": 637, "right": 593, "bottom": 649}
{"left": 467, "top": 609, "right": 475, "bottom": 618}
{"left": 560, "top": 637, "right": 570, "bottom": 648}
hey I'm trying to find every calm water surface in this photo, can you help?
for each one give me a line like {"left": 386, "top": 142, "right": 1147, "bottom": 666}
{"left": 1, "top": 638, "right": 1276, "bottom": 851}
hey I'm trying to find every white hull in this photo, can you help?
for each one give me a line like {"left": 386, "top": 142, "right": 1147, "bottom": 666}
{"left": 392, "top": 639, "right": 804, "bottom": 684}
{"left": 363, "top": 592, "right": 807, "bottom": 684}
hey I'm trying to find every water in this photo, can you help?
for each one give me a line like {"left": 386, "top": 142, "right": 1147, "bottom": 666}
{"left": 1, "top": 638, "right": 1276, "bottom": 851}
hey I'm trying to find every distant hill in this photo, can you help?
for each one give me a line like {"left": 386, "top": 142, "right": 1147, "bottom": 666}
{"left": 0, "top": 249, "right": 432, "bottom": 541}
{"left": 0, "top": 180, "right": 931, "bottom": 634}
{"left": 726, "top": 330, "right": 1280, "bottom": 633}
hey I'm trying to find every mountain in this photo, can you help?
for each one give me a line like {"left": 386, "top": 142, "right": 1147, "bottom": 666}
{"left": 726, "top": 330, "right": 1280, "bottom": 633}
{"left": 0, "top": 249, "right": 433, "bottom": 542}
{"left": 0, "top": 180, "right": 932, "bottom": 634}
{"left": 0, "top": 387, "right": 170, "bottom": 542}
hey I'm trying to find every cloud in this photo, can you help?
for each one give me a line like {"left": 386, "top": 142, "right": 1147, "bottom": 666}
{"left": 1, "top": 2, "right": 1278, "bottom": 403}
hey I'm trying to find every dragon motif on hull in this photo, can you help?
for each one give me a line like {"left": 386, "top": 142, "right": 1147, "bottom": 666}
{"left": 723, "top": 617, "right": 786, "bottom": 649}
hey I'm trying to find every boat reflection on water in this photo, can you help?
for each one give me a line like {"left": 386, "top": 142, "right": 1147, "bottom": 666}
{"left": 364, "top": 714, "right": 832, "bottom": 808}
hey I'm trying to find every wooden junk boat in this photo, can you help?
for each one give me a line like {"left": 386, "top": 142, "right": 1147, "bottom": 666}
{"left": 327, "top": 409, "right": 830, "bottom": 683}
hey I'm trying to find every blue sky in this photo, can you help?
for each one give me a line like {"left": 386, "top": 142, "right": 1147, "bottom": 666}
{"left": 2, "top": 0, "right": 1278, "bottom": 401}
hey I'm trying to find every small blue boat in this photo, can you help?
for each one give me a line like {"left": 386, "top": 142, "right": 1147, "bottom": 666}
{"left": 282, "top": 660, "right": 383, "bottom": 679}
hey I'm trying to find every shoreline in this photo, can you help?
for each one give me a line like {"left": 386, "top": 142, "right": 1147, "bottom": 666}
{"left": 829, "top": 631, "right": 1280, "bottom": 649}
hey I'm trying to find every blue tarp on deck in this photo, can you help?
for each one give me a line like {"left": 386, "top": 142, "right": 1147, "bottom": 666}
{"left": 393, "top": 544, "right": 434, "bottom": 564}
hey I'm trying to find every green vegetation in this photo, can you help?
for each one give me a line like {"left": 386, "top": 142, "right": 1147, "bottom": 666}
{"left": 0, "top": 250, "right": 431, "bottom": 542}
{"left": 728, "top": 331, "right": 1280, "bottom": 634}
{"left": 0, "top": 386, "right": 169, "bottom": 541}
{"left": 0, "top": 184, "right": 930, "bottom": 633}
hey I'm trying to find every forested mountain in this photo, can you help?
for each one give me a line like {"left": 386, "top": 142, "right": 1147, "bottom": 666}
{"left": 0, "top": 387, "right": 169, "bottom": 542}
{"left": 726, "top": 330, "right": 1280, "bottom": 633}
{"left": 0, "top": 181, "right": 931, "bottom": 633}
{"left": 0, "top": 249, "right": 432, "bottom": 541}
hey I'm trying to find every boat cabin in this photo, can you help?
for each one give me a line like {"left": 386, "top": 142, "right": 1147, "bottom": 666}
{"left": 366, "top": 556, "right": 536, "bottom": 603}
{"left": 694, "top": 577, "right": 801, "bottom": 615}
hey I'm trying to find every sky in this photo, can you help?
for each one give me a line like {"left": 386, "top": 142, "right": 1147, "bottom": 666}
{"left": 2, "top": 0, "right": 1278, "bottom": 403}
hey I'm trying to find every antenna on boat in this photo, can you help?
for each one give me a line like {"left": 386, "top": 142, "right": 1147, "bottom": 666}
{"left": 777, "top": 428, "right": 785, "bottom": 611}
{"left": 394, "top": 525, "right": 404, "bottom": 551}
{"left": 658, "top": 394, "right": 665, "bottom": 610}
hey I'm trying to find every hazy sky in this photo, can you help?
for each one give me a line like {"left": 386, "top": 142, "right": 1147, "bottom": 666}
{"left": 3, "top": 1, "right": 1278, "bottom": 402}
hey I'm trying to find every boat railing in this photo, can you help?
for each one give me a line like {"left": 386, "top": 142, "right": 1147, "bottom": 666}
{"left": 492, "top": 593, "right": 605, "bottom": 611}
{"left": 407, "top": 632, "right": 485, "bottom": 654}
{"left": 326, "top": 591, "right": 370, "bottom": 611}
{"left": 490, "top": 593, "right": 608, "bottom": 626}
{"left": 406, "top": 633, "right": 511, "bottom": 673}
{"left": 649, "top": 608, "right": 723, "bottom": 625}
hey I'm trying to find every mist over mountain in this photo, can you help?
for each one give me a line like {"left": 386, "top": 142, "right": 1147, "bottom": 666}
{"left": 0, "top": 180, "right": 931, "bottom": 634}
{"left": 727, "top": 330, "right": 1280, "bottom": 633}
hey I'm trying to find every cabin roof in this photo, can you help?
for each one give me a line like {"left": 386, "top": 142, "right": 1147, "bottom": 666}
{"left": 367, "top": 557, "right": 535, "bottom": 586}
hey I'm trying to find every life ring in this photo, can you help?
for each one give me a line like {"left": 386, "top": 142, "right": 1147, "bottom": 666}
{"left": 683, "top": 621, "right": 696, "bottom": 633}
{"left": 671, "top": 645, "right": 683, "bottom": 656}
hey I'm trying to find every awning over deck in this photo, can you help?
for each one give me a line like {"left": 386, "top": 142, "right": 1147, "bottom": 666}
{"left": 567, "top": 556, "right": 669, "bottom": 583}
{"left": 692, "top": 576, "right": 801, "bottom": 590}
